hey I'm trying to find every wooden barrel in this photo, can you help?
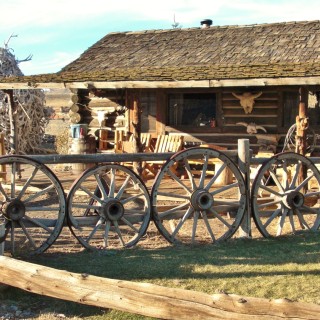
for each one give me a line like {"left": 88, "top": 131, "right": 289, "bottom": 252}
{"left": 70, "top": 138, "right": 86, "bottom": 175}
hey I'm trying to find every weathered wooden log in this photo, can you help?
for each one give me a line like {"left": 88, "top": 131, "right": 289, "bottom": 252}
{"left": 0, "top": 256, "right": 319, "bottom": 319}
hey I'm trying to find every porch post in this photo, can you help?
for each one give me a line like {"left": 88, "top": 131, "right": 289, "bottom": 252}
{"left": 132, "top": 98, "right": 142, "bottom": 175}
{"left": 295, "top": 87, "right": 308, "bottom": 155}
{"left": 238, "top": 139, "right": 251, "bottom": 238}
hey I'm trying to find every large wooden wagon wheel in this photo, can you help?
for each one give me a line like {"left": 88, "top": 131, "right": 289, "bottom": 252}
{"left": 0, "top": 155, "right": 66, "bottom": 255}
{"left": 151, "top": 147, "right": 247, "bottom": 245}
{"left": 67, "top": 164, "right": 151, "bottom": 250}
{"left": 251, "top": 152, "right": 320, "bottom": 237}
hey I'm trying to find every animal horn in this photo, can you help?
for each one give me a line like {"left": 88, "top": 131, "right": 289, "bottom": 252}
{"left": 236, "top": 122, "right": 248, "bottom": 127}
{"left": 256, "top": 125, "right": 267, "bottom": 132}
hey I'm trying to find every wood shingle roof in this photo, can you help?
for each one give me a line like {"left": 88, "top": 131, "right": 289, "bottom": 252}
{"left": 61, "top": 20, "right": 320, "bottom": 74}
{"left": 2, "top": 20, "right": 320, "bottom": 88}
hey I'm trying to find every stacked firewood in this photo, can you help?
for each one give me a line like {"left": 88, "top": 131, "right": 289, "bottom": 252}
{"left": 0, "top": 41, "right": 48, "bottom": 154}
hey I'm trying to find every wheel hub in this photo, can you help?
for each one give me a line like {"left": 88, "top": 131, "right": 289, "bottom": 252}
{"left": 190, "top": 189, "right": 214, "bottom": 210}
{"left": 2, "top": 199, "right": 26, "bottom": 221}
{"left": 101, "top": 199, "right": 124, "bottom": 221}
{"left": 283, "top": 190, "right": 304, "bottom": 209}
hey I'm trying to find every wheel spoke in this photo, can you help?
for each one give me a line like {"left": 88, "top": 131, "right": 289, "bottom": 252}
{"left": 24, "top": 215, "right": 52, "bottom": 233}
{"left": 17, "top": 167, "right": 39, "bottom": 200}
{"left": 208, "top": 207, "right": 232, "bottom": 228}
{"left": 210, "top": 182, "right": 239, "bottom": 196}
{"left": 282, "top": 159, "right": 290, "bottom": 190}
{"left": 121, "top": 192, "right": 147, "bottom": 204}
{"left": 72, "top": 203, "right": 101, "bottom": 211}
{"left": 276, "top": 208, "right": 288, "bottom": 236}
{"left": 104, "top": 220, "right": 111, "bottom": 247}
{"left": 171, "top": 207, "right": 194, "bottom": 238}
{"left": 25, "top": 206, "right": 61, "bottom": 212}
{"left": 23, "top": 184, "right": 55, "bottom": 203}
{"left": 87, "top": 218, "right": 104, "bottom": 243}
{"left": 155, "top": 191, "right": 189, "bottom": 201}
{"left": 116, "top": 176, "right": 131, "bottom": 199}
{"left": 259, "top": 184, "right": 283, "bottom": 197}
{"left": 166, "top": 168, "right": 193, "bottom": 194}
{"left": 295, "top": 208, "right": 310, "bottom": 230}
{"left": 288, "top": 210, "right": 296, "bottom": 233}
{"left": 263, "top": 208, "right": 282, "bottom": 229}
{"left": 202, "top": 211, "right": 216, "bottom": 242}
{"left": 10, "top": 162, "right": 17, "bottom": 199}
{"left": 19, "top": 219, "right": 37, "bottom": 249}
{"left": 183, "top": 158, "right": 197, "bottom": 190}
{"left": 113, "top": 220, "right": 125, "bottom": 246}
{"left": 191, "top": 211, "right": 199, "bottom": 243}
{"left": 95, "top": 174, "right": 109, "bottom": 200}
{"left": 199, "top": 154, "right": 209, "bottom": 188}
{"left": 0, "top": 183, "right": 9, "bottom": 201}
{"left": 205, "top": 162, "right": 228, "bottom": 189}
{"left": 258, "top": 199, "right": 282, "bottom": 209}
{"left": 108, "top": 168, "right": 116, "bottom": 197}
{"left": 121, "top": 217, "right": 139, "bottom": 233}
{"left": 289, "top": 161, "right": 301, "bottom": 188}
{"left": 158, "top": 202, "right": 190, "bottom": 220}
{"left": 79, "top": 185, "right": 104, "bottom": 204}
{"left": 295, "top": 174, "right": 314, "bottom": 192}
{"left": 268, "top": 168, "right": 285, "bottom": 193}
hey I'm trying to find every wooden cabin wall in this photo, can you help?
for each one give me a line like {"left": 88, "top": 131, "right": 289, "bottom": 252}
{"left": 164, "top": 87, "right": 296, "bottom": 153}
{"left": 221, "top": 89, "right": 280, "bottom": 134}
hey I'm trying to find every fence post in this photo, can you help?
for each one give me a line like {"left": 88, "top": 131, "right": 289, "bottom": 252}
{"left": 238, "top": 139, "right": 251, "bottom": 238}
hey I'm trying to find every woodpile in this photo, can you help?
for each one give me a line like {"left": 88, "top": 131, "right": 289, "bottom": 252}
{"left": 0, "top": 39, "right": 48, "bottom": 154}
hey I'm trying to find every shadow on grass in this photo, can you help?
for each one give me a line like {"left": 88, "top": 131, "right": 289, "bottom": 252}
{"left": 1, "top": 230, "right": 319, "bottom": 319}
{"left": 28, "top": 230, "right": 320, "bottom": 278}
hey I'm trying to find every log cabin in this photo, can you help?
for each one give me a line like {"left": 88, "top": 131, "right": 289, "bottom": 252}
{"left": 1, "top": 19, "right": 320, "bottom": 154}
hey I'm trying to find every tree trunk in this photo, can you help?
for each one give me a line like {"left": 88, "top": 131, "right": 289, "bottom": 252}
{"left": 0, "top": 256, "right": 319, "bottom": 320}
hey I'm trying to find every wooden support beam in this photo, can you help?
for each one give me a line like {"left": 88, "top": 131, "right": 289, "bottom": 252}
{"left": 0, "top": 256, "right": 320, "bottom": 319}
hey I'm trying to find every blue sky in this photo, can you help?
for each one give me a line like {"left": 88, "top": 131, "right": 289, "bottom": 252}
{"left": 1, "top": 0, "right": 320, "bottom": 75}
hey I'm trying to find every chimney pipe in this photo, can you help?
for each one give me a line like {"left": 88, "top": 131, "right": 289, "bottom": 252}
{"left": 201, "top": 19, "right": 213, "bottom": 28}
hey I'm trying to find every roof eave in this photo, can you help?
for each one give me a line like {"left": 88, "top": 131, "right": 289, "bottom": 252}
{"left": 1, "top": 76, "right": 320, "bottom": 90}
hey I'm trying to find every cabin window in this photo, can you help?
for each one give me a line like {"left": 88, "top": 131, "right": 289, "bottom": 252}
{"left": 167, "top": 93, "right": 216, "bottom": 127}
{"left": 141, "top": 92, "right": 157, "bottom": 132}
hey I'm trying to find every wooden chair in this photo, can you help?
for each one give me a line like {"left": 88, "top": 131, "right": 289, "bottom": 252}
{"left": 122, "top": 133, "right": 152, "bottom": 153}
{"left": 114, "top": 130, "right": 152, "bottom": 153}
{"left": 142, "top": 134, "right": 184, "bottom": 179}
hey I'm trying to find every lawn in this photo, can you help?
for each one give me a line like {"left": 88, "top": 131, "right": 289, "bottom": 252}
{"left": 1, "top": 229, "right": 320, "bottom": 319}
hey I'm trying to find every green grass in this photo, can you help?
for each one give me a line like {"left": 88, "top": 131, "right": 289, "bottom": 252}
{"left": 1, "top": 231, "right": 320, "bottom": 319}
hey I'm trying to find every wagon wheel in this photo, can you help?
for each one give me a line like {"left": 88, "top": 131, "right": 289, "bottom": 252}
{"left": 67, "top": 164, "right": 151, "bottom": 250}
{"left": 0, "top": 155, "right": 66, "bottom": 255}
{"left": 251, "top": 152, "right": 320, "bottom": 237}
{"left": 283, "top": 124, "right": 317, "bottom": 153}
{"left": 151, "top": 147, "right": 247, "bottom": 245}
